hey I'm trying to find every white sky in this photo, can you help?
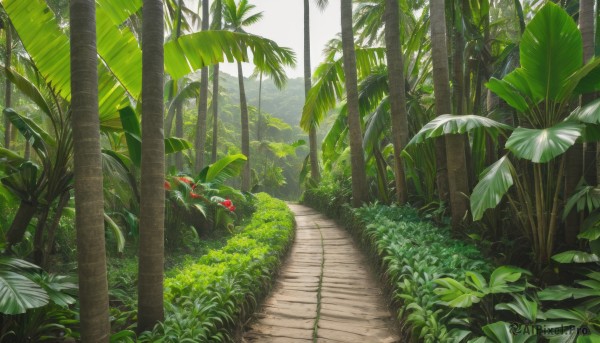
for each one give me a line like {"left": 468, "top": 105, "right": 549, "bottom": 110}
{"left": 219, "top": 0, "right": 341, "bottom": 79}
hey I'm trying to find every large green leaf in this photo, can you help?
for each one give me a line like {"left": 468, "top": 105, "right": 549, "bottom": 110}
{"left": 519, "top": 2, "right": 582, "bottom": 101}
{"left": 165, "top": 137, "right": 192, "bottom": 154}
{"left": 569, "top": 97, "right": 600, "bottom": 124}
{"left": 164, "top": 30, "right": 296, "bottom": 85}
{"left": 0, "top": 270, "right": 49, "bottom": 315}
{"left": 407, "top": 114, "right": 512, "bottom": 146}
{"left": 300, "top": 48, "right": 386, "bottom": 131}
{"left": 119, "top": 107, "right": 142, "bottom": 167}
{"left": 3, "top": 0, "right": 128, "bottom": 119}
{"left": 552, "top": 250, "right": 600, "bottom": 263}
{"left": 481, "top": 321, "right": 537, "bottom": 343}
{"left": 28, "top": 273, "right": 77, "bottom": 308}
{"left": 486, "top": 74, "right": 530, "bottom": 113}
{"left": 104, "top": 213, "right": 126, "bottom": 253}
{"left": 202, "top": 154, "right": 247, "bottom": 184}
{"left": 4, "top": 68, "right": 52, "bottom": 117}
{"left": 506, "top": 121, "right": 584, "bottom": 163}
{"left": 96, "top": 1, "right": 142, "bottom": 99}
{"left": 4, "top": 109, "right": 54, "bottom": 159}
{"left": 470, "top": 156, "right": 515, "bottom": 221}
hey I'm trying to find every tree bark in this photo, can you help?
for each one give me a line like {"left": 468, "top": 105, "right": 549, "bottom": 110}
{"left": 211, "top": 64, "right": 220, "bottom": 163}
{"left": 565, "top": 0, "right": 595, "bottom": 245}
{"left": 237, "top": 61, "right": 251, "bottom": 191}
{"left": 341, "top": 0, "right": 369, "bottom": 207}
{"left": 42, "top": 191, "right": 70, "bottom": 268}
{"left": 138, "top": 0, "right": 165, "bottom": 332}
{"left": 69, "top": 0, "right": 110, "bottom": 340}
{"left": 384, "top": 0, "right": 409, "bottom": 204}
{"left": 175, "top": 102, "right": 184, "bottom": 170}
{"left": 5, "top": 200, "right": 38, "bottom": 249}
{"left": 4, "top": 20, "right": 12, "bottom": 149}
{"left": 257, "top": 72, "right": 263, "bottom": 141}
{"left": 194, "top": 0, "right": 210, "bottom": 172}
{"left": 305, "top": 0, "right": 321, "bottom": 181}
{"left": 431, "top": 0, "right": 469, "bottom": 228}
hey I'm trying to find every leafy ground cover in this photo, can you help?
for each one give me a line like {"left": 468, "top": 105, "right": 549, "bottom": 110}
{"left": 303, "top": 187, "right": 492, "bottom": 342}
{"left": 138, "top": 193, "right": 295, "bottom": 342}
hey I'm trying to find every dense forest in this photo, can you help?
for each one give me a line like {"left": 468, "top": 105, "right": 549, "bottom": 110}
{"left": 0, "top": 0, "right": 599, "bottom": 342}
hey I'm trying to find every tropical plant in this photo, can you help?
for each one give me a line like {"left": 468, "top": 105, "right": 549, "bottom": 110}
{"left": 222, "top": 0, "right": 296, "bottom": 192}
{"left": 407, "top": 2, "right": 600, "bottom": 267}
{"left": 139, "top": 193, "right": 294, "bottom": 342}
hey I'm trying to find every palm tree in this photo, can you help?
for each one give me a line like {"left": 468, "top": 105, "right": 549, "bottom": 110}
{"left": 138, "top": 0, "right": 165, "bottom": 332}
{"left": 304, "top": 0, "right": 328, "bottom": 182}
{"left": 211, "top": 0, "right": 223, "bottom": 164}
{"left": 564, "top": 0, "right": 595, "bottom": 244}
{"left": 195, "top": 0, "right": 210, "bottom": 172}
{"left": 3, "top": 19, "right": 12, "bottom": 149}
{"left": 341, "top": 0, "right": 369, "bottom": 207}
{"left": 223, "top": 0, "right": 264, "bottom": 191}
{"left": 430, "top": 0, "right": 469, "bottom": 228}
{"left": 384, "top": 0, "right": 409, "bottom": 204}
{"left": 69, "top": 0, "right": 110, "bottom": 340}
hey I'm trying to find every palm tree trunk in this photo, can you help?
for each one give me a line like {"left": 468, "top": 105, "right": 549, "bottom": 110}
{"left": 341, "top": 0, "right": 369, "bottom": 207}
{"left": 384, "top": 0, "right": 409, "bottom": 204}
{"left": 194, "top": 0, "right": 210, "bottom": 173}
{"left": 257, "top": 72, "right": 263, "bottom": 141}
{"left": 305, "top": 0, "right": 321, "bottom": 181}
{"left": 4, "top": 20, "right": 12, "bottom": 149}
{"left": 238, "top": 61, "right": 251, "bottom": 191}
{"left": 175, "top": 102, "right": 184, "bottom": 170}
{"left": 211, "top": 64, "right": 220, "bottom": 163}
{"left": 69, "top": 0, "right": 110, "bottom": 340}
{"left": 138, "top": 0, "right": 165, "bottom": 332}
{"left": 431, "top": 0, "right": 469, "bottom": 229}
{"left": 565, "top": 0, "right": 595, "bottom": 245}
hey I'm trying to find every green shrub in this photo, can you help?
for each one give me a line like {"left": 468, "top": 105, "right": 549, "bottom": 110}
{"left": 348, "top": 204, "right": 492, "bottom": 342}
{"left": 140, "top": 193, "right": 294, "bottom": 342}
{"left": 303, "top": 189, "right": 493, "bottom": 343}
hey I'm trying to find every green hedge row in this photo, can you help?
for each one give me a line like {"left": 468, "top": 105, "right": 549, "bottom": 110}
{"left": 141, "top": 193, "right": 295, "bottom": 342}
{"left": 303, "top": 190, "right": 493, "bottom": 343}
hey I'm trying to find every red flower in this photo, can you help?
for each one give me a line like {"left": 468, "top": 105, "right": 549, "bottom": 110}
{"left": 222, "top": 199, "right": 232, "bottom": 207}
{"left": 190, "top": 192, "right": 201, "bottom": 199}
{"left": 229, "top": 205, "right": 236, "bottom": 212}
{"left": 164, "top": 181, "right": 171, "bottom": 190}
{"left": 177, "top": 176, "right": 194, "bottom": 185}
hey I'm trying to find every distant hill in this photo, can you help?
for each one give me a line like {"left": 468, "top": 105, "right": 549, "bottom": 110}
{"left": 219, "top": 72, "right": 306, "bottom": 128}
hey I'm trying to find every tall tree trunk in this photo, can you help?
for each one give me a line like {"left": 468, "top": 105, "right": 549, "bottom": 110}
{"left": 4, "top": 20, "right": 12, "bottom": 149}
{"left": 431, "top": 0, "right": 469, "bottom": 228}
{"left": 305, "top": 0, "right": 321, "bottom": 181}
{"left": 341, "top": 0, "right": 369, "bottom": 207}
{"left": 211, "top": 64, "right": 219, "bottom": 163}
{"left": 42, "top": 191, "right": 70, "bottom": 268}
{"left": 211, "top": 1, "right": 222, "bottom": 164}
{"left": 384, "top": 0, "right": 409, "bottom": 204}
{"left": 175, "top": 102, "right": 184, "bottom": 170}
{"left": 238, "top": 61, "right": 251, "bottom": 191}
{"left": 566, "top": 0, "right": 595, "bottom": 245}
{"left": 257, "top": 72, "right": 263, "bottom": 141}
{"left": 194, "top": 0, "right": 210, "bottom": 172}
{"left": 138, "top": 0, "right": 165, "bottom": 332}
{"left": 69, "top": 0, "right": 110, "bottom": 340}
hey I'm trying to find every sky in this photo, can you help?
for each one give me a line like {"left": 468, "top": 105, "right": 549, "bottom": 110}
{"left": 218, "top": 0, "right": 341, "bottom": 79}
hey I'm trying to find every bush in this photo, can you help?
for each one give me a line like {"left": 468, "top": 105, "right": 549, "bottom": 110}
{"left": 303, "top": 189, "right": 493, "bottom": 343}
{"left": 140, "top": 193, "right": 294, "bottom": 342}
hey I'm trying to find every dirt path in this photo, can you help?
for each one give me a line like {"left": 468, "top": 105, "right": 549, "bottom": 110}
{"left": 242, "top": 204, "right": 400, "bottom": 343}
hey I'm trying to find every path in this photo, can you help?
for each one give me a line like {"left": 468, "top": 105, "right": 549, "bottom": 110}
{"left": 242, "top": 204, "right": 400, "bottom": 343}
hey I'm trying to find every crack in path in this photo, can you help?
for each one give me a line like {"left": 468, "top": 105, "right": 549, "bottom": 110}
{"left": 242, "top": 204, "right": 400, "bottom": 343}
